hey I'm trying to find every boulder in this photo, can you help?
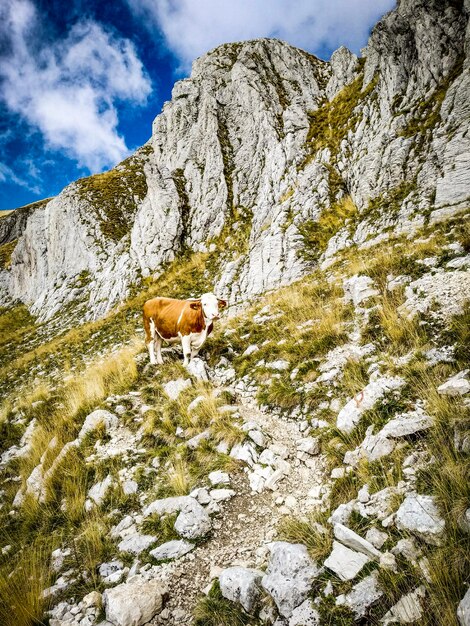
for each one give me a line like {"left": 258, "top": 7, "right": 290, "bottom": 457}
{"left": 142, "top": 496, "right": 193, "bottom": 517}
{"left": 208, "top": 471, "right": 230, "bottom": 485}
{"left": 324, "top": 541, "right": 370, "bottom": 581}
{"left": 261, "top": 542, "right": 319, "bottom": 617}
{"left": 117, "top": 533, "right": 157, "bottom": 555}
{"left": 163, "top": 378, "right": 191, "bottom": 400}
{"left": 337, "top": 377, "right": 405, "bottom": 434}
{"left": 333, "top": 524, "right": 381, "bottom": 559}
{"left": 379, "top": 408, "right": 433, "bottom": 438}
{"left": 78, "top": 410, "right": 118, "bottom": 441}
{"left": 209, "top": 488, "right": 236, "bottom": 502}
{"left": 438, "top": 370, "right": 470, "bottom": 396}
{"left": 103, "top": 575, "right": 167, "bottom": 626}
{"left": 457, "top": 587, "right": 470, "bottom": 626}
{"left": 230, "top": 442, "right": 258, "bottom": 466}
{"left": 336, "top": 571, "right": 383, "bottom": 618}
{"left": 149, "top": 540, "right": 194, "bottom": 561}
{"left": 219, "top": 566, "right": 264, "bottom": 612}
{"left": 395, "top": 495, "right": 445, "bottom": 546}
{"left": 186, "top": 358, "right": 209, "bottom": 381}
{"left": 288, "top": 599, "right": 320, "bottom": 625}
{"left": 86, "top": 474, "right": 113, "bottom": 508}
{"left": 380, "top": 586, "right": 425, "bottom": 625}
{"left": 174, "top": 500, "right": 212, "bottom": 539}
{"left": 343, "top": 275, "right": 379, "bottom": 306}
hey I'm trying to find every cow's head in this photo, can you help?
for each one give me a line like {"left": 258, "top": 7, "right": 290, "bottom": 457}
{"left": 191, "top": 292, "right": 227, "bottom": 320}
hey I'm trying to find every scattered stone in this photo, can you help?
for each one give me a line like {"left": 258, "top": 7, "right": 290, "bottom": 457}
{"left": 365, "top": 528, "right": 388, "bottom": 550}
{"left": 230, "top": 442, "right": 258, "bottom": 466}
{"left": 337, "top": 377, "right": 405, "bottom": 433}
{"left": 266, "top": 360, "right": 290, "bottom": 371}
{"left": 174, "top": 500, "right": 212, "bottom": 539}
{"left": 118, "top": 533, "right": 157, "bottom": 555}
{"left": 395, "top": 494, "right": 445, "bottom": 546}
{"left": 149, "top": 540, "right": 194, "bottom": 561}
{"left": 380, "top": 586, "right": 426, "bottom": 625}
{"left": 261, "top": 542, "right": 319, "bottom": 617}
{"left": 331, "top": 467, "right": 346, "bottom": 479}
{"left": 438, "top": 370, "right": 470, "bottom": 397}
{"left": 296, "top": 437, "right": 320, "bottom": 457}
{"left": 186, "top": 358, "right": 209, "bottom": 381}
{"left": 288, "top": 599, "right": 320, "bottom": 625}
{"left": 343, "top": 275, "right": 379, "bottom": 306}
{"left": 324, "top": 541, "right": 370, "bottom": 581}
{"left": 333, "top": 523, "right": 381, "bottom": 559}
{"left": 208, "top": 471, "right": 230, "bottom": 485}
{"left": 78, "top": 410, "right": 118, "bottom": 441}
{"left": 142, "top": 496, "right": 194, "bottom": 517}
{"left": 86, "top": 474, "right": 113, "bottom": 509}
{"left": 336, "top": 571, "right": 383, "bottom": 618}
{"left": 243, "top": 345, "right": 259, "bottom": 356}
{"left": 457, "top": 588, "right": 470, "bottom": 626}
{"left": 163, "top": 378, "right": 191, "bottom": 400}
{"left": 219, "top": 566, "right": 264, "bottom": 612}
{"left": 103, "top": 575, "right": 167, "bottom": 626}
{"left": 186, "top": 430, "right": 210, "bottom": 449}
{"left": 209, "top": 488, "right": 236, "bottom": 502}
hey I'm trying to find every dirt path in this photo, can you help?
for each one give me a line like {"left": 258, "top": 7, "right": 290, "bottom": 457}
{"left": 150, "top": 395, "right": 327, "bottom": 624}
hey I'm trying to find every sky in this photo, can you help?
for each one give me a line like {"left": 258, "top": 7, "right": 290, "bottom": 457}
{"left": 0, "top": 0, "right": 395, "bottom": 211}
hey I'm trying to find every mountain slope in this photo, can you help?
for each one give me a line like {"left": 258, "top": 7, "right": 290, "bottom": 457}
{"left": 0, "top": 0, "right": 468, "bottom": 325}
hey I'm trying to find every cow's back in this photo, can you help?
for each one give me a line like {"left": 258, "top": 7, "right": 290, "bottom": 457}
{"left": 143, "top": 297, "right": 186, "bottom": 339}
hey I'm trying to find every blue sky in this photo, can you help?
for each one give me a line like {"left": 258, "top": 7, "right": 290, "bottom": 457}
{"left": 0, "top": 0, "right": 394, "bottom": 211}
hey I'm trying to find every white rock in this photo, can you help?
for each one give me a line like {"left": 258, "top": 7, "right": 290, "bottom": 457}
{"left": 380, "top": 586, "right": 426, "bottom": 625}
{"left": 365, "top": 528, "right": 388, "bottom": 549}
{"left": 261, "top": 542, "right": 319, "bottom": 618}
{"left": 266, "top": 359, "right": 290, "bottom": 371}
{"left": 343, "top": 275, "right": 379, "bottom": 306}
{"left": 333, "top": 523, "right": 381, "bottom": 559}
{"left": 242, "top": 344, "right": 259, "bottom": 356}
{"left": 209, "top": 488, "right": 236, "bottom": 502}
{"left": 438, "top": 370, "right": 470, "bottom": 397}
{"left": 337, "top": 377, "right": 405, "bottom": 433}
{"left": 336, "top": 571, "right": 383, "bottom": 618}
{"left": 219, "top": 566, "right": 264, "bottom": 612}
{"left": 149, "top": 539, "right": 194, "bottom": 560}
{"left": 118, "top": 533, "right": 157, "bottom": 555}
{"left": 288, "top": 599, "right": 320, "bottom": 625}
{"left": 122, "top": 480, "right": 138, "bottom": 495}
{"left": 395, "top": 495, "right": 445, "bottom": 546}
{"left": 78, "top": 410, "right": 119, "bottom": 441}
{"left": 188, "top": 396, "right": 205, "bottom": 412}
{"left": 208, "top": 471, "right": 230, "bottom": 485}
{"left": 457, "top": 587, "right": 470, "bottom": 626}
{"left": 86, "top": 474, "right": 113, "bottom": 508}
{"left": 379, "top": 408, "right": 433, "bottom": 438}
{"left": 186, "top": 358, "right": 209, "bottom": 381}
{"left": 296, "top": 437, "right": 320, "bottom": 456}
{"left": 324, "top": 541, "right": 370, "bottom": 581}
{"left": 230, "top": 442, "right": 258, "bottom": 466}
{"left": 163, "top": 378, "right": 191, "bottom": 400}
{"left": 103, "top": 575, "right": 167, "bottom": 626}
{"left": 174, "top": 500, "right": 212, "bottom": 539}
{"left": 186, "top": 430, "right": 211, "bottom": 449}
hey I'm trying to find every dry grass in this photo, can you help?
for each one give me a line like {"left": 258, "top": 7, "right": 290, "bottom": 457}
{"left": 0, "top": 537, "right": 53, "bottom": 626}
{"left": 278, "top": 512, "right": 333, "bottom": 562}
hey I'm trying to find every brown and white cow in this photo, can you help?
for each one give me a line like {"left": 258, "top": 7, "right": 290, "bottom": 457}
{"left": 143, "top": 293, "right": 227, "bottom": 366}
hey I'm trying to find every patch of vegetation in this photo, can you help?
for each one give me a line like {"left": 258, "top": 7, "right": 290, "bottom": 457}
{"left": 76, "top": 146, "right": 153, "bottom": 242}
{"left": 303, "top": 71, "right": 378, "bottom": 163}
{"left": 398, "top": 53, "right": 465, "bottom": 139}
{"left": 0, "top": 239, "right": 17, "bottom": 269}
{"left": 298, "top": 195, "right": 358, "bottom": 263}
{"left": 278, "top": 510, "right": 333, "bottom": 562}
{"left": 193, "top": 580, "right": 258, "bottom": 626}
{"left": 362, "top": 180, "right": 417, "bottom": 223}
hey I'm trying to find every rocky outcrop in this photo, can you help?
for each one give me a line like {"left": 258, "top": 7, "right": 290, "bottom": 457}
{"left": 1, "top": 0, "right": 468, "bottom": 321}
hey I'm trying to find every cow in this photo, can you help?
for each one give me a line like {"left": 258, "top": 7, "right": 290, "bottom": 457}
{"left": 143, "top": 292, "right": 227, "bottom": 366}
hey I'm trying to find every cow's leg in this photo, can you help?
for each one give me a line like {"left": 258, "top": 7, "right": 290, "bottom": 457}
{"left": 181, "top": 335, "right": 192, "bottom": 366}
{"left": 147, "top": 319, "right": 157, "bottom": 365}
{"left": 155, "top": 335, "right": 164, "bottom": 365}
{"left": 191, "top": 346, "right": 200, "bottom": 359}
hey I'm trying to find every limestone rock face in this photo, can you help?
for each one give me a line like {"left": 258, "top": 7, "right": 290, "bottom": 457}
{"left": 2, "top": 0, "right": 469, "bottom": 322}
{"left": 395, "top": 494, "right": 446, "bottom": 546}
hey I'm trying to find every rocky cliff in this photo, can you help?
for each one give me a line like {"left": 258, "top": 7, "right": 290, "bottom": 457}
{"left": 0, "top": 0, "right": 468, "bottom": 322}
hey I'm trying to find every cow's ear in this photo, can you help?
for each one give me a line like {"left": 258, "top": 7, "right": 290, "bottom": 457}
{"left": 190, "top": 301, "right": 201, "bottom": 310}
{"left": 218, "top": 299, "right": 227, "bottom": 309}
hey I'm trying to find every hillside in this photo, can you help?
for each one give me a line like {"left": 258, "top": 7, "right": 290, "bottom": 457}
{"left": 0, "top": 0, "right": 469, "bottom": 625}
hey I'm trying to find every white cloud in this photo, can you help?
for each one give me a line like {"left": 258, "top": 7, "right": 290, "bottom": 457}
{"left": 0, "top": 162, "right": 41, "bottom": 194}
{"left": 0, "top": 0, "right": 153, "bottom": 172}
{"left": 128, "top": 0, "right": 395, "bottom": 70}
